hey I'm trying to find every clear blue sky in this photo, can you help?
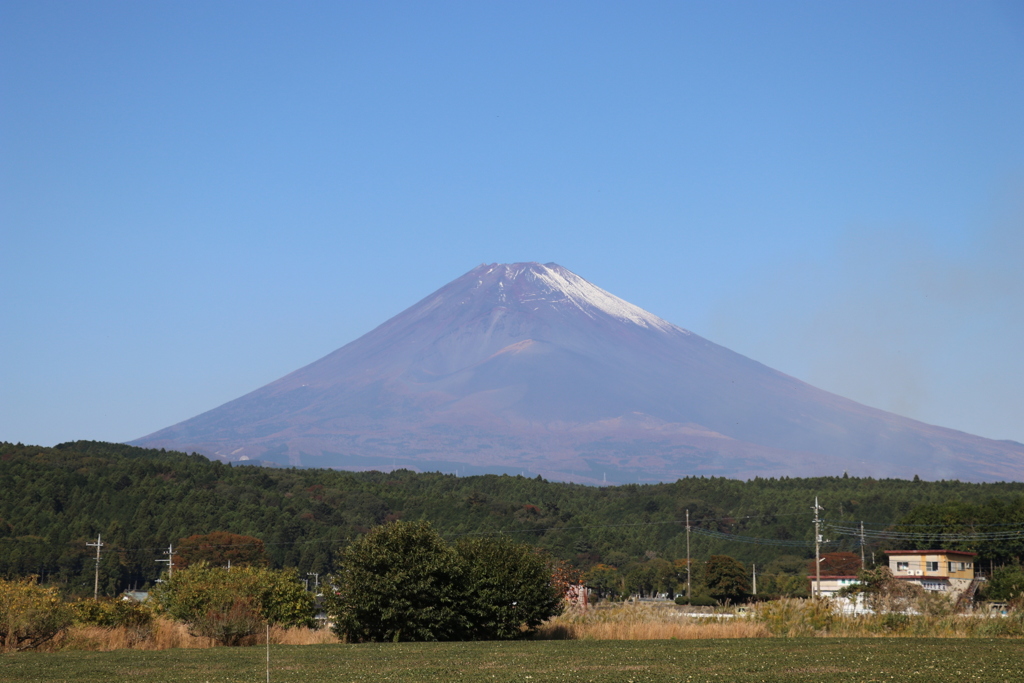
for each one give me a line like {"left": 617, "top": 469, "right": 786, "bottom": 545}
{"left": 2, "top": 1, "right": 1022, "bottom": 449}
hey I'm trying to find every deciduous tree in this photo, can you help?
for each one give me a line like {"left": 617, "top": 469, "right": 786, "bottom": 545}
{"left": 985, "top": 565, "right": 1024, "bottom": 607}
{"left": 177, "top": 532, "right": 267, "bottom": 569}
{"left": 704, "top": 555, "right": 750, "bottom": 602}
{"left": 584, "top": 564, "right": 621, "bottom": 601}
{"left": 456, "top": 536, "right": 562, "bottom": 639}
{"left": 0, "top": 577, "right": 73, "bottom": 653}
{"left": 152, "top": 563, "right": 313, "bottom": 645}
{"left": 326, "top": 522, "right": 564, "bottom": 642}
{"left": 326, "top": 521, "right": 468, "bottom": 642}
{"left": 807, "top": 552, "right": 860, "bottom": 576}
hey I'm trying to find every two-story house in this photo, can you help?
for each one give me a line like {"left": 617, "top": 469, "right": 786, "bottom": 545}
{"left": 885, "top": 549, "right": 979, "bottom": 600}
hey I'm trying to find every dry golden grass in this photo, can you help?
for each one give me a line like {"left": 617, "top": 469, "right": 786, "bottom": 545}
{"left": 51, "top": 599, "right": 1024, "bottom": 651}
{"left": 60, "top": 618, "right": 213, "bottom": 651}
{"left": 540, "top": 599, "right": 1024, "bottom": 641}
{"left": 541, "top": 619, "right": 770, "bottom": 640}
{"left": 539, "top": 601, "right": 770, "bottom": 640}
{"left": 269, "top": 624, "right": 339, "bottom": 645}
{"left": 56, "top": 618, "right": 338, "bottom": 651}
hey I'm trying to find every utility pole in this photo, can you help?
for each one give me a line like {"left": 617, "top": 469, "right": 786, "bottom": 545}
{"left": 860, "top": 521, "right": 866, "bottom": 569}
{"left": 685, "top": 509, "right": 691, "bottom": 599}
{"left": 752, "top": 563, "right": 757, "bottom": 596}
{"left": 86, "top": 534, "right": 103, "bottom": 601}
{"left": 156, "top": 544, "right": 176, "bottom": 579}
{"left": 812, "top": 497, "right": 823, "bottom": 598}
{"left": 307, "top": 572, "right": 320, "bottom": 592}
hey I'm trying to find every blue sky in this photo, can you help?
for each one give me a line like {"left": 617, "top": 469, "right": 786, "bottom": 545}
{"left": 2, "top": 1, "right": 1022, "bottom": 450}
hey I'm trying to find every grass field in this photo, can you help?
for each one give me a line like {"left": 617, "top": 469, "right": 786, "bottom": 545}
{"left": 4, "top": 638, "right": 1023, "bottom": 682}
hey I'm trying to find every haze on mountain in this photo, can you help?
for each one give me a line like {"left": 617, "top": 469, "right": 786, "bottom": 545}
{"left": 132, "top": 263, "right": 1024, "bottom": 484}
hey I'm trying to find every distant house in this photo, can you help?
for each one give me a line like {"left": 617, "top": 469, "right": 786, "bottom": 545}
{"left": 809, "top": 575, "right": 860, "bottom": 598}
{"left": 885, "top": 549, "right": 981, "bottom": 604}
{"left": 808, "top": 550, "right": 983, "bottom": 612}
{"left": 808, "top": 575, "right": 870, "bottom": 614}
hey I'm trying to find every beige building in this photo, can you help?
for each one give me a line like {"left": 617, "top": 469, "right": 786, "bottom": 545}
{"left": 885, "top": 549, "right": 979, "bottom": 600}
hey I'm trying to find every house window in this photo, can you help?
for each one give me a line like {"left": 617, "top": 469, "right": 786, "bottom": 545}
{"left": 925, "top": 561, "right": 939, "bottom": 572}
{"left": 896, "top": 562, "right": 909, "bottom": 571}
{"left": 949, "top": 561, "right": 966, "bottom": 572}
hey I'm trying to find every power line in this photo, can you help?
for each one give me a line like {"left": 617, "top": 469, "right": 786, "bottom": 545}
{"left": 689, "top": 527, "right": 821, "bottom": 548}
{"left": 851, "top": 520, "right": 1024, "bottom": 528}
{"left": 15, "top": 512, "right": 1024, "bottom": 557}
{"left": 828, "top": 523, "right": 1024, "bottom": 542}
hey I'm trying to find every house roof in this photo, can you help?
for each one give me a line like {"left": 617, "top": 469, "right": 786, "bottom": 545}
{"left": 884, "top": 550, "right": 977, "bottom": 557}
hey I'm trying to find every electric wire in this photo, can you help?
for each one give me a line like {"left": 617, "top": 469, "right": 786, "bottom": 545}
{"left": 12, "top": 510, "right": 1024, "bottom": 554}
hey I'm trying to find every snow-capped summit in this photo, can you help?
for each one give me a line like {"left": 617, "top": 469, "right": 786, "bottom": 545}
{"left": 132, "top": 262, "right": 1024, "bottom": 483}
{"left": 468, "top": 262, "right": 681, "bottom": 333}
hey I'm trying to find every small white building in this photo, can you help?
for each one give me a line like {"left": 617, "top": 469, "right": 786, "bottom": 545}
{"left": 808, "top": 575, "right": 860, "bottom": 598}
{"left": 808, "top": 575, "right": 871, "bottom": 614}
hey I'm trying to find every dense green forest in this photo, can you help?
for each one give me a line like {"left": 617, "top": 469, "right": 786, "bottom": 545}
{"left": 2, "top": 440, "right": 1023, "bottom": 597}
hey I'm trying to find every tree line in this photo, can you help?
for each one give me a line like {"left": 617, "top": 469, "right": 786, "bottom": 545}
{"left": 3, "top": 440, "right": 1024, "bottom": 597}
{"left": 1, "top": 520, "right": 564, "bottom": 651}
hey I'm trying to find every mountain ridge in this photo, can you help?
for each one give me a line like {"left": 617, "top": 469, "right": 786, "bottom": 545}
{"left": 131, "top": 262, "right": 1024, "bottom": 483}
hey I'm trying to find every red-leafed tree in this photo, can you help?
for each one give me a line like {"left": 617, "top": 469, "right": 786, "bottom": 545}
{"left": 551, "top": 560, "right": 584, "bottom": 599}
{"left": 176, "top": 532, "right": 267, "bottom": 569}
{"left": 808, "top": 552, "right": 862, "bottom": 576}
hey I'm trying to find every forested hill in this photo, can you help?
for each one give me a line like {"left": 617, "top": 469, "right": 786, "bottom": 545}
{"left": 3, "top": 440, "right": 1023, "bottom": 597}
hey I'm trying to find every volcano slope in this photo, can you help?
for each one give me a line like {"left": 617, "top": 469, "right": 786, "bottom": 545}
{"left": 132, "top": 262, "right": 1024, "bottom": 483}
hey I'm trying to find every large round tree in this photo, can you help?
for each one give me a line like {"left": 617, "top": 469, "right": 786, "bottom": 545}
{"left": 326, "top": 521, "right": 563, "bottom": 642}
{"left": 456, "top": 535, "right": 562, "bottom": 639}
{"left": 326, "top": 521, "right": 469, "bottom": 642}
{"left": 704, "top": 555, "right": 751, "bottom": 603}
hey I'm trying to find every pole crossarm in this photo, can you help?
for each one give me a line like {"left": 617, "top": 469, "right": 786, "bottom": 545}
{"left": 86, "top": 534, "right": 103, "bottom": 601}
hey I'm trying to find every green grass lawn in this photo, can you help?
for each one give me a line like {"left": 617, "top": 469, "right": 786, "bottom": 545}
{"left": 4, "top": 639, "right": 1023, "bottom": 683}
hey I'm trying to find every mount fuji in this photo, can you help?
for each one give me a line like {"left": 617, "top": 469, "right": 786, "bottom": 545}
{"left": 131, "top": 262, "right": 1024, "bottom": 483}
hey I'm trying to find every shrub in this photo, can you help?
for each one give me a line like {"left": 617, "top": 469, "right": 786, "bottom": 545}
{"left": 975, "top": 612, "right": 1024, "bottom": 637}
{"left": 754, "top": 597, "right": 834, "bottom": 636}
{"left": 838, "top": 566, "right": 920, "bottom": 614}
{"left": 152, "top": 564, "right": 314, "bottom": 645}
{"left": 71, "top": 599, "right": 153, "bottom": 630}
{"left": 188, "top": 597, "right": 264, "bottom": 646}
{"left": 879, "top": 612, "right": 910, "bottom": 633}
{"left": 0, "top": 577, "right": 73, "bottom": 653}
{"left": 674, "top": 595, "right": 718, "bottom": 607}
{"left": 70, "top": 599, "right": 155, "bottom": 647}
